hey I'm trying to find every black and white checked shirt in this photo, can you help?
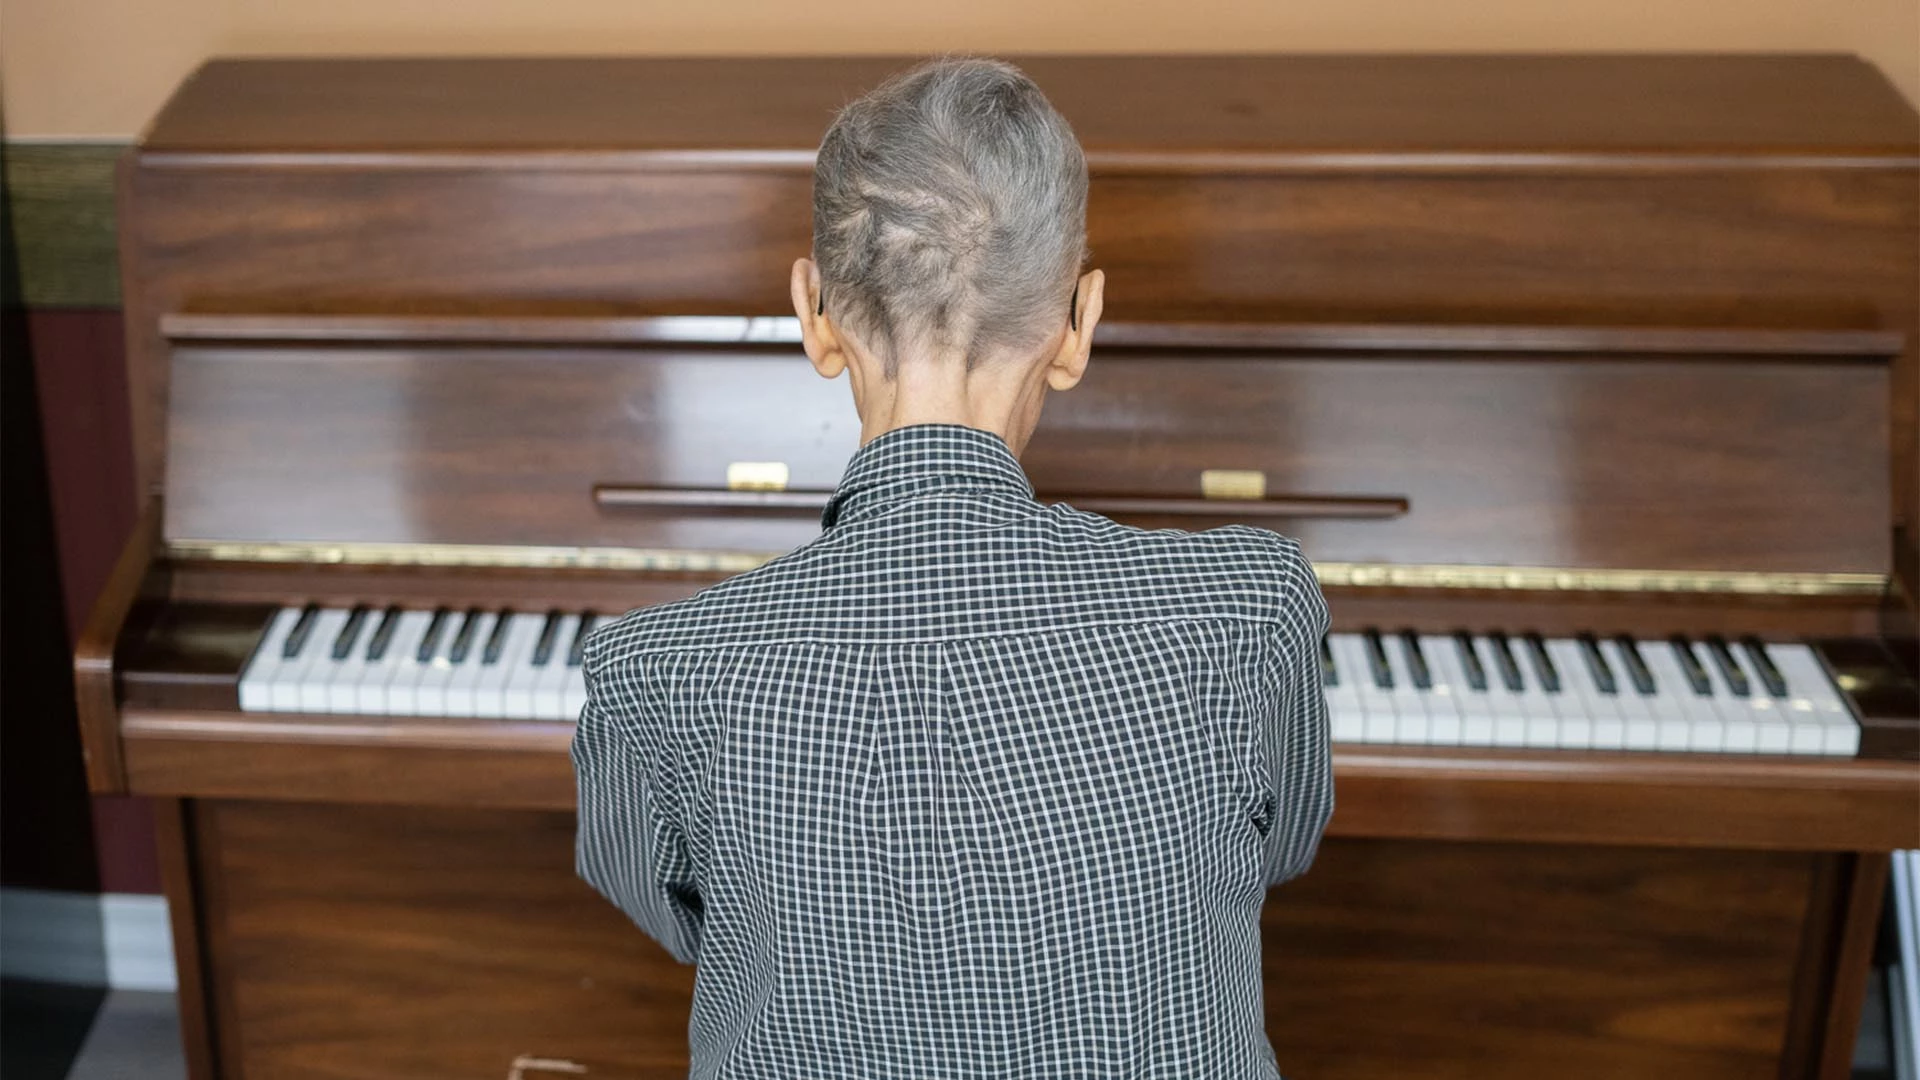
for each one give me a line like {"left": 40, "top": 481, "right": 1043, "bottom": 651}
{"left": 574, "top": 423, "right": 1333, "bottom": 1078}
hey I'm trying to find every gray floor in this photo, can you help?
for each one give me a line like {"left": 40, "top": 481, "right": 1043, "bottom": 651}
{"left": 67, "top": 991, "right": 185, "bottom": 1080}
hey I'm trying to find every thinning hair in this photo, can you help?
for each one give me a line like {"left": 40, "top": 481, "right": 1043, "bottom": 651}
{"left": 811, "top": 57, "right": 1089, "bottom": 372}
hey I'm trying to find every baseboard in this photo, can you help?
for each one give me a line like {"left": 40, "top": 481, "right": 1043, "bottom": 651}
{"left": 0, "top": 888, "right": 175, "bottom": 991}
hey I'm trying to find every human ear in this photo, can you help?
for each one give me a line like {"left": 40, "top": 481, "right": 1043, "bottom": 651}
{"left": 1047, "top": 269, "right": 1104, "bottom": 392}
{"left": 791, "top": 258, "right": 847, "bottom": 379}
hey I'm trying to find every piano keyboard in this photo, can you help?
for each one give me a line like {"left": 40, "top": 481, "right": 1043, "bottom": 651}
{"left": 237, "top": 605, "right": 600, "bottom": 722}
{"left": 1323, "top": 631, "right": 1859, "bottom": 755}
{"left": 237, "top": 606, "right": 1861, "bottom": 755}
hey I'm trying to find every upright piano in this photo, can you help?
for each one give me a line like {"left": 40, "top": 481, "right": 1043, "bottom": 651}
{"left": 79, "top": 56, "right": 1918, "bottom": 1079}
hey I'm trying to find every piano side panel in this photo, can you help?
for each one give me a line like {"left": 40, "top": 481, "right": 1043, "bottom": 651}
{"left": 163, "top": 344, "right": 1889, "bottom": 574}
{"left": 177, "top": 799, "right": 1822, "bottom": 1079}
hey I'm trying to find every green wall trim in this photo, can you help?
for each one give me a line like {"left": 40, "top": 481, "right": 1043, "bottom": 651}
{"left": 4, "top": 141, "right": 126, "bottom": 308}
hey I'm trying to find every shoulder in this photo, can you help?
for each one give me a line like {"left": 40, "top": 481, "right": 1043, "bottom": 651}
{"left": 1041, "top": 506, "right": 1326, "bottom": 628}
{"left": 581, "top": 543, "right": 827, "bottom": 677}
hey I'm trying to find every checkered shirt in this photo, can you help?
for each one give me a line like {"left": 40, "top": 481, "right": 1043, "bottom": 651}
{"left": 574, "top": 423, "right": 1333, "bottom": 1079}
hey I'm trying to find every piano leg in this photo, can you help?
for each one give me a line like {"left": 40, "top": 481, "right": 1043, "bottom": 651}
{"left": 1781, "top": 851, "right": 1893, "bottom": 1079}
{"left": 153, "top": 799, "right": 218, "bottom": 1080}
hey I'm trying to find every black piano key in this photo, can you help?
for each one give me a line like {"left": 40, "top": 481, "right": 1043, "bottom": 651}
{"left": 415, "top": 608, "right": 452, "bottom": 664}
{"left": 329, "top": 605, "right": 371, "bottom": 661}
{"left": 1319, "top": 636, "right": 1337, "bottom": 688}
{"left": 1577, "top": 634, "right": 1617, "bottom": 695}
{"left": 1523, "top": 632, "right": 1561, "bottom": 694}
{"left": 364, "top": 607, "right": 401, "bottom": 662}
{"left": 1669, "top": 635, "right": 1712, "bottom": 696}
{"left": 1704, "top": 636, "right": 1751, "bottom": 697}
{"left": 567, "top": 613, "right": 599, "bottom": 668}
{"left": 1398, "top": 631, "right": 1432, "bottom": 691}
{"left": 1740, "top": 636, "right": 1790, "bottom": 698}
{"left": 1452, "top": 632, "right": 1488, "bottom": 692}
{"left": 531, "top": 610, "right": 564, "bottom": 667}
{"left": 481, "top": 609, "right": 514, "bottom": 666}
{"left": 1613, "top": 635, "right": 1657, "bottom": 696}
{"left": 1362, "top": 629, "right": 1394, "bottom": 690}
{"left": 447, "top": 608, "right": 484, "bottom": 664}
{"left": 1487, "top": 632, "right": 1524, "bottom": 693}
{"left": 281, "top": 604, "right": 320, "bottom": 659}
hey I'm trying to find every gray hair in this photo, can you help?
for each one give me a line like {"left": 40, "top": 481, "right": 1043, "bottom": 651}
{"left": 812, "top": 57, "right": 1089, "bottom": 371}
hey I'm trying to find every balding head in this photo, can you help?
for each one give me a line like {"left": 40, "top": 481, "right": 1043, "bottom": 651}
{"left": 810, "top": 58, "right": 1089, "bottom": 373}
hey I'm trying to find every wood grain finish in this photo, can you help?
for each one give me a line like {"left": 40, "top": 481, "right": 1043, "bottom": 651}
{"left": 181, "top": 799, "right": 1835, "bottom": 1080}
{"left": 195, "top": 800, "right": 696, "bottom": 1079}
{"left": 141, "top": 56, "right": 1918, "bottom": 159}
{"left": 154, "top": 799, "right": 219, "bottom": 1080}
{"left": 1261, "top": 839, "right": 1819, "bottom": 1078}
{"left": 163, "top": 338, "right": 1890, "bottom": 573}
{"left": 72, "top": 498, "right": 161, "bottom": 793}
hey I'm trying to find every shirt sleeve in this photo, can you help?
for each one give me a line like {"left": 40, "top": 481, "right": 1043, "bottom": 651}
{"left": 1259, "top": 547, "right": 1335, "bottom": 886}
{"left": 571, "top": 663, "right": 704, "bottom": 964}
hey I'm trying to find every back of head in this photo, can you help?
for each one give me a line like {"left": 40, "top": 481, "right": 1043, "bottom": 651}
{"left": 812, "top": 58, "right": 1089, "bottom": 372}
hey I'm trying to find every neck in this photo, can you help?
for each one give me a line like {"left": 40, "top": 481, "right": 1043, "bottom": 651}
{"left": 854, "top": 351, "right": 1043, "bottom": 450}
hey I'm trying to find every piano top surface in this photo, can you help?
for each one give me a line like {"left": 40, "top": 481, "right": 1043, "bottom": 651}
{"left": 140, "top": 54, "right": 1919, "bottom": 161}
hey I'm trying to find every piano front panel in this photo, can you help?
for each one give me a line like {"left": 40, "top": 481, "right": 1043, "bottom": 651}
{"left": 164, "top": 339, "right": 1889, "bottom": 574}
{"left": 181, "top": 797, "right": 1822, "bottom": 1080}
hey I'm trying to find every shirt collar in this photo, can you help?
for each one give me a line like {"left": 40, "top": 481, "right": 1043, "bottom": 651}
{"left": 822, "top": 424, "right": 1036, "bottom": 529}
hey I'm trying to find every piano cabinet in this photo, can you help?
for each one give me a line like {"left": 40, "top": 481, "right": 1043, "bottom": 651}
{"left": 84, "top": 54, "right": 1920, "bottom": 1080}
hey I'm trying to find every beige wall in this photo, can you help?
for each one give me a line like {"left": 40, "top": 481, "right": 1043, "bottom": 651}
{"left": 4, "top": 0, "right": 1916, "bottom": 138}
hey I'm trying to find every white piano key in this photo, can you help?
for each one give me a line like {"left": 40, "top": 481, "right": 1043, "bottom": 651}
{"left": 264, "top": 606, "right": 323, "bottom": 712}
{"left": 238, "top": 607, "right": 301, "bottom": 712}
{"left": 503, "top": 614, "right": 559, "bottom": 721}
{"left": 563, "top": 666, "right": 590, "bottom": 720}
{"left": 322, "top": 608, "right": 377, "bottom": 714}
{"left": 533, "top": 614, "right": 581, "bottom": 721}
{"left": 475, "top": 614, "right": 543, "bottom": 719}
{"left": 292, "top": 608, "right": 353, "bottom": 714}
{"left": 1768, "top": 644, "right": 1859, "bottom": 756}
{"left": 1727, "top": 639, "right": 1793, "bottom": 753}
{"left": 1699, "top": 640, "right": 1763, "bottom": 753}
{"left": 385, "top": 611, "right": 450, "bottom": 717}
{"left": 359, "top": 610, "right": 431, "bottom": 716}
{"left": 416, "top": 610, "right": 478, "bottom": 717}
{"left": 1601, "top": 639, "right": 1663, "bottom": 751}
{"left": 1416, "top": 634, "right": 1465, "bottom": 747}
{"left": 1517, "top": 638, "right": 1582, "bottom": 750}
{"left": 443, "top": 611, "right": 498, "bottom": 717}
{"left": 1442, "top": 634, "right": 1499, "bottom": 747}
{"left": 416, "top": 618, "right": 468, "bottom": 717}
{"left": 1647, "top": 641, "right": 1721, "bottom": 752}
{"left": 1474, "top": 636, "right": 1530, "bottom": 748}
{"left": 1333, "top": 635, "right": 1394, "bottom": 744}
{"left": 1384, "top": 634, "right": 1432, "bottom": 746}
{"left": 1545, "top": 639, "right": 1606, "bottom": 750}
{"left": 561, "top": 614, "right": 600, "bottom": 720}
{"left": 1487, "top": 636, "right": 1556, "bottom": 749}
{"left": 1738, "top": 641, "right": 1796, "bottom": 754}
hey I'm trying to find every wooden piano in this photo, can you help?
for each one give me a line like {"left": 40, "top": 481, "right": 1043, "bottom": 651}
{"left": 78, "top": 55, "right": 1918, "bottom": 1079}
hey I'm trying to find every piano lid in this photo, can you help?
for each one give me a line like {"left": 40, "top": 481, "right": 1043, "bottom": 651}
{"left": 139, "top": 54, "right": 1920, "bottom": 165}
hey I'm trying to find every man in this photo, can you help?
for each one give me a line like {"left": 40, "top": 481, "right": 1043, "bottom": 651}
{"left": 574, "top": 57, "right": 1332, "bottom": 1078}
